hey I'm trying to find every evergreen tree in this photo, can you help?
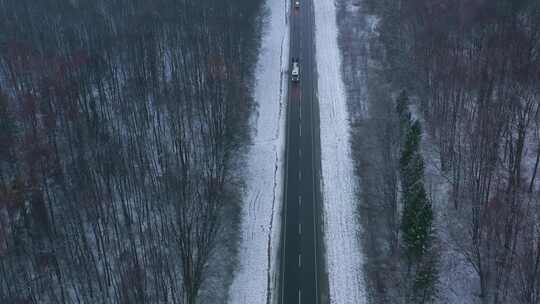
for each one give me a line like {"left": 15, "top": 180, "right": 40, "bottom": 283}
{"left": 399, "top": 121, "right": 422, "bottom": 191}
{"left": 396, "top": 90, "right": 409, "bottom": 118}
{"left": 396, "top": 97, "right": 437, "bottom": 303}
{"left": 0, "top": 92, "right": 16, "bottom": 162}
{"left": 412, "top": 245, "right": 438, "bottom": 303}
{"left": 396, "top": 90, "right": 411, "bottom": 140}
{"left": 401, "top": 154, "right": 432, "bottom": 262}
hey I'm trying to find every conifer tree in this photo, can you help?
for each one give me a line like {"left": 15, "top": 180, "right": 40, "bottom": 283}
{"left": 397, "top": 96, "right": 437, "bottom": 303}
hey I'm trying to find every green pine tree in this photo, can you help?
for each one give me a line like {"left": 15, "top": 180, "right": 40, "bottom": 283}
{"left": 412, "top": 245, "right": 438, "bottom": 303}
{"left": 396, "top": 90, "right": 409, "bottom": 116}
{"left": 396, "top": 97, "right": 437, "bottom": 302}
{"left": 399, "top": 120, "right": 422, "bottom": 192}
{"left": 0, "top": 93, "right": 16, "bottom": 160}
{"left": 396, "top": 90, "right": 411, "bottom": 140}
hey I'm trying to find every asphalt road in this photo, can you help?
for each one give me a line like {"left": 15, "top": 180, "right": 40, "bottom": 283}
{"left": 279, "top": 0, "right": 323, "bottom": 303}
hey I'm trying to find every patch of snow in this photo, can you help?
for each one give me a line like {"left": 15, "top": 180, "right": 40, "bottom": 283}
{"left": 313, "top": 0, "right": 367, "bottom": 303}
{"left": 227, "top": 0, "right": 289, "bottom": 302}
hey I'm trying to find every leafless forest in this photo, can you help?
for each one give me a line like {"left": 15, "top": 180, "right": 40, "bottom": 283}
{"left": 0, "top": 0, "right": 263, "bottom": 303}
{"left": 339, "top": 0, "right": 540, "bottom": 303}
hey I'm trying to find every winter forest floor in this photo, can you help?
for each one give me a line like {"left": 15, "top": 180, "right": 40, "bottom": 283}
{"left": 334, "top": 0, "right": 477, "bottom": 302}
{"left": 0, "top": 1, "right": 265, "bottom": 303}
{"left": 339, "top": 0, "right": 540, "bottom": 303}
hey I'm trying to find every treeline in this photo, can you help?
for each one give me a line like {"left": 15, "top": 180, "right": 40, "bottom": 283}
{"left": 0, "top": 0, "right": 263, "bottom": 303}
{"left": 365, "top": 0, "right": 540, "bottom": 303}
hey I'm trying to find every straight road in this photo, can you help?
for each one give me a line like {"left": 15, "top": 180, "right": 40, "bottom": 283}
{"left": 280, "top": 0, "right": 322, "bottom": 303}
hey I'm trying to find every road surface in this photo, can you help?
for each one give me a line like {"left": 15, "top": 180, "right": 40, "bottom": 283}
{"left": 279, "top": 0, "right": 324, "bottom": 303}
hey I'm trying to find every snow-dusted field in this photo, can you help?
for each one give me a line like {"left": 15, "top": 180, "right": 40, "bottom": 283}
{"left": 313, "top": 0, "right": 368, "bottom": 303}
{"left": 227, "top": 0, "right": 289, "bottom": 302}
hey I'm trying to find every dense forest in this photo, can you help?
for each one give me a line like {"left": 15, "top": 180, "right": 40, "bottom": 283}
{"left": 0, "top": 0, "right": 263, "bottom": 303}
{"left": 351, "top": 0, "right": 540, "bottom": 303}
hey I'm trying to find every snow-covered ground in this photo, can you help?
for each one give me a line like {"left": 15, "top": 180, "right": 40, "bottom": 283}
{"left": 227, "top": 0, "right": 289, "bottom": 302}
{"left": 313, "top": 0, "right": 367, "bottom": 303}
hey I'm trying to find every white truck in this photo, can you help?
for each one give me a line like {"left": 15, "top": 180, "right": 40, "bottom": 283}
{"left": 291, "top": 58, "right": 300, "bottom": 82}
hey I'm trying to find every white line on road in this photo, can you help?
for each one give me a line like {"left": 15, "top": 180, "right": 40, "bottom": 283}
{"left": 299, "top": 195, "right": 302, "bottom": 206}
{"left": 299, "top": 223, "right": 302, "bottom": 235}
{"left": 299, "top": 254, "right": 302, "bottom": 268}
{"left": 299, "top": 123, "right": 302, "bottom": 136}
{"left": 299, "top": 289, "right": 302, "bottom": 304}
{"left": 299, "top": 148, "right": 302, "bottom": 158}
{"left": 299, "top": 170, "right": 302, "bottom": 181}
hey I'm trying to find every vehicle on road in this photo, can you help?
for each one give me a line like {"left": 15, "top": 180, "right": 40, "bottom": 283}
{"left": 294, "top": 1, "right": 300, "bottom": 9}
{"left": 291, "top": 58, "right": 300, "bottom": 82}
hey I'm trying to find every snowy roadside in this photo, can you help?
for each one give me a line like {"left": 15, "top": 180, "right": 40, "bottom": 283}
{"left": 227, "top": 0, "right": 289, "bottom": 302}
{"left": 313, "top": 0, "right": 367, "bottom": 303}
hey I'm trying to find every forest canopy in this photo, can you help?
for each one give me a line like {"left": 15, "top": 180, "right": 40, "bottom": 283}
{"left": 0, "top": 0, "right": 263, "bottom": 303}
